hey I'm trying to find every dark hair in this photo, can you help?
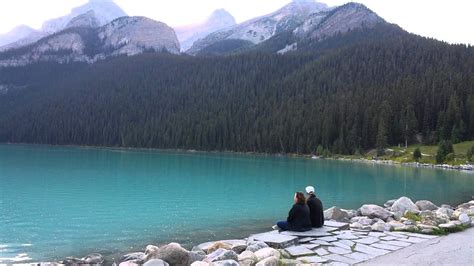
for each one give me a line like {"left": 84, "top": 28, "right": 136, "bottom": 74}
{"left": 295, "top": 192, "right": 306, "bottom": 204}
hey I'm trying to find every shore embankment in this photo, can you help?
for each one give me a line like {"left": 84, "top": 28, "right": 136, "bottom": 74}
{"left": 24, "top": 196, "right": 474, "bottom": 266}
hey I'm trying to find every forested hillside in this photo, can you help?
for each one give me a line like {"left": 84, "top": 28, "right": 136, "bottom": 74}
{"left": 0, "top": 29, "right": 473, "bottom": 155}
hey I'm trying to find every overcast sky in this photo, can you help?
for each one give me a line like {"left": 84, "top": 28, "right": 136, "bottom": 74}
{"left": 0, "top": 0, "right": 473, "bottom": 44}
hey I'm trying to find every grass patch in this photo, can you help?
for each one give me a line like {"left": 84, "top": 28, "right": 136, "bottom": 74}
{"left": 404, "top": 212, "right": 422, "bottom": 222}
{"left": 430, "top": 224, "right": 467, "bottom": 235}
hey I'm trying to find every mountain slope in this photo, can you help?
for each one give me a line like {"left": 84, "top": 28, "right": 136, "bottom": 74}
{"left": 187, "top": 0, "right": 328, "bottom": 54}
{"left": 0, "top": 30, "right": 472, "bottom": 153}
{"left": 175, "top": 9, "right": 236, "bottom": 51}
{"left": 0, "top": 17, "right": 180, "bottom": 66}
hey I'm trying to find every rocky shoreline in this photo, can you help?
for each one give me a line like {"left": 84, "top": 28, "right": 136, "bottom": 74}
{"left": 28, "top": 196, "right": 473, "bottom": 266}
{"left": 331, "top": 157, "right": 474, "bottom": 172}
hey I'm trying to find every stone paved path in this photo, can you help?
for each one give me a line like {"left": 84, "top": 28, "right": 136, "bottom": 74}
{"left": 250, "top": 221, "right": 441, "bottom": 265}
{"left": 359, "top": 227, "right": 474, "bottom": 266}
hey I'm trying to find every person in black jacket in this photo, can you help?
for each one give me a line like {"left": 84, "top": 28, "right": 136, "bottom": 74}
{"left": 305, "top": 186, "right": 324, "bottom": 228}
{"left": 274, "top": 192, "right": 312, "bottom": 232}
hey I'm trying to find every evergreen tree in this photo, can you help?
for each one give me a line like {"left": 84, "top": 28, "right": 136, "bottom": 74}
{"left": 413, "top": 147, "right": 422, "bottom": 162}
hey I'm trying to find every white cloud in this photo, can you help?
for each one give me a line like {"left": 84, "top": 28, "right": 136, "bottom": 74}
{"left": 0, "top": 0, "right": 473, "bottom": 44}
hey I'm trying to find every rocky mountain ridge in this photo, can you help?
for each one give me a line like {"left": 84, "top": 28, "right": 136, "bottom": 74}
{"left": 0, "top": 16, "right": 179, "bottom": 67}
{"left": 0, "top": 0, "right": 127, "bottom": 51}
{"left": 175, "top": 9, "right": 237, "bottom": 51}
{"left": 187, "top": 0, "right": 329, "bottom": 54}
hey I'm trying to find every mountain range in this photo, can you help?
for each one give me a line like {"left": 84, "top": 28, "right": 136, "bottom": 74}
{"left": 0, "top": 0, "right": 472, "bottom": 155}
{"left": 1, "top": 0, "right": 389, "bottom": 65}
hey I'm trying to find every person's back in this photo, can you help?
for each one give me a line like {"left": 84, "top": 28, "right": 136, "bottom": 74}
{"left": 307, "top": 194, "right": 324, "bottom": 228}
{"left": 287, "top": 202, "right": 312, "bottom": 232}
{"left": 305, "top": 186, "right": 324, "bottom": 228}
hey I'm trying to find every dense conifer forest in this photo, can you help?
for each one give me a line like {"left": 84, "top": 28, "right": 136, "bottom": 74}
{"left": 0, "top": 28, "right": 473, "bottom": 155}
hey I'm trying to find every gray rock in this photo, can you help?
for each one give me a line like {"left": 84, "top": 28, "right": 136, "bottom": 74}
{"left": 120, "top": 252, "right": 145, "bottom": 263}
{"left": 324, "top": 207, "right": 350, "bottom": 221}
{"left": 278, "top": 258, "right": 300, "bottom": 265}
{"left": 284, "top": 246, "right": 316, "bottom": 257}
{"left": 143, "top": 259, "right": 169, "bottom": 266}
{"left": 237, "top": 251, "right": 257, "bottom": 266}
{"left": 391, "top": 197, "right": 419, "bottom": 218}
{"left": 255, "top": 256, "right": 279, "bottom": 266}
{"left": 458, "top": 213, "right": 471, "bottom": 225}
{"left": 415, "top": 200, "right": 439, "bottom": 211}
{"left": 82, "top": 253, "right": 104, "bottom": 264}
{"left": 212, "top": 259, "right": 239, "bottom": 266}
{"left": 439, "top": 222, "right": 456, "bottom": 229}
{"left": 254, "top": 247, "right": 280, "bottom": 261}
{"left": 231, "top": 243, "right": 247, "bottom": 254}
{"left": 436, "top": 207, "right": 454, "bottom": 220}
{"left": 191, "top": 262, "right": 209, "bottom": 266}
{"left": 119, "top": 262, "right": 142, "bottom": 266}
{"left": 359, "top": 204, "right": 393, "bottom": 220}
{"left": 189, "top": 251, "right": 206, "bottom": 264}
{"left": 205, "top": 249, "right": 238, "bottom": 263}
{"left": 246, "top": 241, "right": 269, "bottom": 252}
{"left": 384, "top": 199, "right": 396, "bottom": 208}
{"left": 250, "top": 232, "right": 297, "bottom": 249}
{"left": 146, "top": 243, "right": 190, "bottom": 266}
{"left": 371, "top": 220, "right": 391, "bottom": 232}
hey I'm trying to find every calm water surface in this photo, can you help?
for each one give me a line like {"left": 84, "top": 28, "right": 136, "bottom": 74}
{"left": 0, "top": 144, "right": 473, "bottom": 262}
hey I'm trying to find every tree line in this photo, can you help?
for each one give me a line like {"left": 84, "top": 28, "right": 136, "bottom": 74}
{"left": 0, "top": 30, "right": 473, "bottom": 155}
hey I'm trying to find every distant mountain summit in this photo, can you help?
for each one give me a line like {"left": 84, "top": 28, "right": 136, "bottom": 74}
{"left": 0, "top": 0, "right": 127, "bottom": 51}
{"left": 0, "top": 25, "right": 39, "bottom": 47}
{"left": 175, "top": 9, "right": 236, "bottom": 51}
{"left": 42, "top": 0, "right": 127, "bottom": 33}
{"left": 187, "top": 0, "right": 328, "bottom": 54}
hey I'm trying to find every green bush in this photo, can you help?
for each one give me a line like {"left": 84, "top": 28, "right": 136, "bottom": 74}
{"left": 413, "top": 147, "right": 422, "bottom": 162}
{"left": 467, "top": 146, "right": 474, "bottom": 161}
{"left": 436, "top": 140, "right": 454, "bottom": 163}
{"left": 445, "top": 153, "right": 455, "bottom": 162}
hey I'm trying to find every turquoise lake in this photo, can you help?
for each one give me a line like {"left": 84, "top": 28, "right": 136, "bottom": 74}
{"left": 0, "top": 144, "right": 473, "bottom": 262}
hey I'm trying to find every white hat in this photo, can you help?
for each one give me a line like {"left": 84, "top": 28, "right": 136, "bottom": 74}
{"left": 305, "top": 186, "right": 315, "bottom": 194}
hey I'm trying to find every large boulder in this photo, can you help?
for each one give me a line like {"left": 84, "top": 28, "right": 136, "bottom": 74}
{"left": 238, "top": 251, "right": 258, "bottom": 266}
{"left": 146, "top": 243, "right": 190, "bottom": 266}
{"left": 351, "top": 216, "right": 374, "bottom": 225}
{"left": 255, "top": 256, "right": 279, "bottom": 266}
{"left": 420, "top": 210, "right": 449, "bottom": 225}
{"left": 359, "top": 204, "right": 393, "bottom": 221}
{"left": 324, "top": 207, "right": 350, "bottom": 221}
{"left": 205, "top": 248, "right": 238, "bottom": 263}
{"left": 254, "top": 248, "right": 280, "bottom": 261}
{"left": 391, "top": 197, "right": 419, "bottom": 218}
{"left": 415, "top": 200, "right": 439, "bottom": 211}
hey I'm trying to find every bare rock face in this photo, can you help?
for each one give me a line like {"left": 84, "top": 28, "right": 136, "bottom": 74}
{"left": 42, "top": 0, "right": 127, "bottom": 34}
{"left": 66, "top": 10, "right": 100, "bottom": 29}
{"left": 98, "top": 16, "right": 180, "bottom": 56}
{"left": 176, "top": 9, "right": 236, "bottom": 51}
{"left": 294, "top": 2, "right": 385, "bottom": 41}
{"left": 187, "top": 0, "right": 328, "bottom": 54}
{"left": 0, "top": 16, "right": 180, "bottom": 66}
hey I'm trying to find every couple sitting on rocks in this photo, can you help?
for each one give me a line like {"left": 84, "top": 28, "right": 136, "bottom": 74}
{"left": 273, "top": 186, "right": 324, "bottom": 232}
